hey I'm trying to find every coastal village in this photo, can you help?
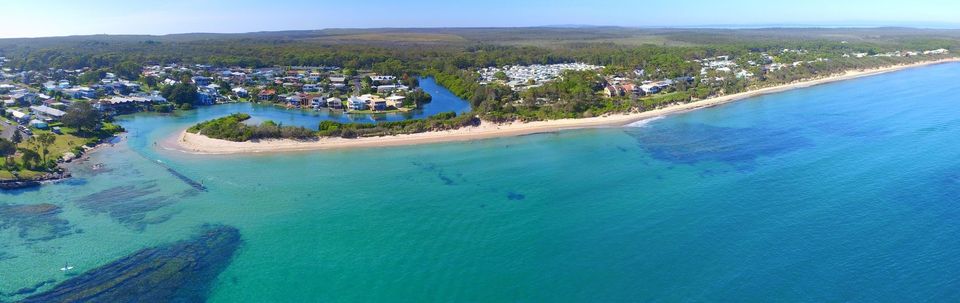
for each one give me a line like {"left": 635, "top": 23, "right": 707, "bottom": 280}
{"left": 0, "top": 46, "right": 953, "bottom": 185}
{"left": 473, "top": 48, "right": 952, "bottom": 103}
{"left": 0, "top": 58, "right": 426, "bottom": 185}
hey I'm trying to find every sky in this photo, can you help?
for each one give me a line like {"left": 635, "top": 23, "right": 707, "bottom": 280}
{"left": 2, "top": 0, "right": 959, "bottom": 38}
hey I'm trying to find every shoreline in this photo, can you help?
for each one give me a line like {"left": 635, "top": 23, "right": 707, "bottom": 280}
{"left": 0, "top": 135, "right": 120, "bottom": 190}
{"left": 171, "top": 58, "right": 959, "bottom": 155}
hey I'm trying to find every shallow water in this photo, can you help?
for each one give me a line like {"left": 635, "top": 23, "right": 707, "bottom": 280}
{"left": 2, "top": 63, "right": 960, "bottom": 301}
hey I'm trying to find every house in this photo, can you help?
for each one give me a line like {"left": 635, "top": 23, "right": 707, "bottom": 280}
{"left": 372, "top": 100, "right": 387, "bottom": 111}
{"left": 370, "top": 75, "right": 396, "bottom": 83}
{"left": 5, "top": 109, "right": 29, "bottom": 123}
{"left": 326, "top": 97, "right": 343, "bottom": 109}
{"left": 285, "top": 95, "right": 302, "bottom": 107}
{"left": 604, "top": 85, "right": 624, "bottom": 97}
{"left": 30, "top": 105, "right": 66, "bottom": 120}
{"left": 386, "top": 95, "right": 406, "bottom": 107}
{"left": 192, "top": 76, "right": 213, "bottom": 86}
{"left": 347, "top": 96, "right": 367, "bottom": 111}
{"left": 640, "top": 84, "right": 661, "bottom": 94}
{"left": 302, "top": 84, "right": 320, "bottom": 92}
{"left": 232, "top": 87, "right": 249, "bottom": 98}
{"left": 96, "top": 96, "right": 156, "bottom": 112}
{"left": 310, "top": 95, "right": 327, "bottom": 108}
{"left": 376, "top": 85, "right": 398, "bottom": 94}
{"left": 63, "top": 86, "right": 97, "bottom": 99}
{"left": 258, "top": 89, "right": 277, "bottom": 101}
{"left": 196, "top": 87, "right": 219, "bottom": 105}
{"left": 125, "top": 82, "right": 141, "bottom": 92}
{"left": 29, "top": 119, "right": 48, "bottom": 129}
{"left": 12, "top": 92, "right": 38, "bottom": 105}
{"left": 621, "top": 83, "right": 643, "bottom": 96}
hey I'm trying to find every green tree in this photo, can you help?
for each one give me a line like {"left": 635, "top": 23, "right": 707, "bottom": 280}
{"left": 11, "top": 129, "right": 22, "bottom": 144}
{"left": 0, "top": 138, "right": 14, "bottom": 156}
{"left": 112, "top": 61, "right": 142, "bottom": 80}
{"left": 140, "top": 75, "right": 159, "bottom": 88}
{"left": 18, "top": 148, "right": 40, "bottom": 170}
{"left": 78, "top": 69, "right": 107, "bottom": 85}
{"left": 161, "top": 83, "right": 198, "bottom": 106}
{"left": 33, "top": 132, "right": 56, "bottom": 164}
{"left": 0, "top": 138, "right": 15, "bottom": 169}
{"left": 62, "top": 101, "right": 100, "bottom": 134}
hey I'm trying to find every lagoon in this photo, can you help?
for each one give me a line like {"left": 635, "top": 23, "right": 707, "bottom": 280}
{"left": 179, "top": 76, "right": 472, "bottom": 130}
{"left": 3, "top": 63, "right": 960, "bottom": 301}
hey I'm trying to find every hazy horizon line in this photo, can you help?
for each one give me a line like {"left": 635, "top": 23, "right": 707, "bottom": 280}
{"left": 3, "top": 22, "right": 960, "bottom": 39}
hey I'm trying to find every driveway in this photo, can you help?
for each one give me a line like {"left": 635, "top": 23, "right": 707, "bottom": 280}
{"left": 0, "top": 119, "right": 14, "bottom": 140}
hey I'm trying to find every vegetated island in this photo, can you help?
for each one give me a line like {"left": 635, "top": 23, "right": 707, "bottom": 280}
{"left": 174, "top": 58, "right": 959, "bottom": 154}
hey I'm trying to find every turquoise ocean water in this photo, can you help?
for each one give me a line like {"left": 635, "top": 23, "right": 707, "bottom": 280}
{"left": 2, "top": 64, "right": 960, "bottom": 301}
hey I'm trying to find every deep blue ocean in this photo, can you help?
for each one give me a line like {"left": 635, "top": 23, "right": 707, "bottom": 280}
{"left": 2, "top": 63, "right": 959, "bottom": 302}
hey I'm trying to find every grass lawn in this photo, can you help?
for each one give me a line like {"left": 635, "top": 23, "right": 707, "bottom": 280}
{"left": 0, "top": 120, "right": 121, "bottom": 181}
{"left": 0, "top": 169, "right": 14, "bottom": 180}
{"left": 46, "top": 132, "right": 88, "bottom": 157}
{"left": 16, "top": 170, "right": 45, "bottom": 180}
{"left": 1, "top": 130, "right": 90, "bottom": 180}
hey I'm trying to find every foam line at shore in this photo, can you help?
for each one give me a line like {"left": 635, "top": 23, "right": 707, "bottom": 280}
{"left": 168, "top": 58, "right": 960, "bottom": 155}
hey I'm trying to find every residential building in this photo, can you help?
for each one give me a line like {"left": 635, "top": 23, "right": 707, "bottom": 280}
{"left": 30, "top": 105, "right": 66, "bottom": 120}
{"left": 258, "top": 89, "right": 277, "bottom": 101}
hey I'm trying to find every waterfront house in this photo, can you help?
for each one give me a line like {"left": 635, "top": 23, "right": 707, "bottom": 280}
{"left": 640, "top": 84, "right": 661, "bottom": 94}
{"left": 309, "top": 95, "right": 327, "bottom": 108}
{"left": 97, "top": 96, "right": 152, "bottom": 112}
{"left": 386, "top": 95, "right": 406, "bottom": 107}
{"left": 348, "top": 96, "right": 367, "bottom": 111}
{"left": 604, "top": 85, "right": 624, "bottom": 97}
{"left": 286, "top": 94, "right": 304, "bottom": 107}
{"left": 258, "top": 89, "right": 276, "bottom": 101}
{"left": 372, "top": 100, "right": 387, "bottom": 111}
{"left": 327, "top": 97, "right": 343, "bottom": 109}
{"left": 196, "top": 87, "right": 219, "bottom": 105}
{"left": 232, "top": 87, "right": 249, "bottom": 98}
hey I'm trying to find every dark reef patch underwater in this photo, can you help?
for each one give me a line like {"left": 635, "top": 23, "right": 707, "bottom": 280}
{"left": 20, "top": 225, "right": 242, "bottom": 303}
{"left": 625, "top": 123, "right": 812, "bottom": 169}
{"left": 73, "top": 181, "right": 195, "bottom": 231}
{"left": 0, "top": 203, "right": 74, "bottom": 242}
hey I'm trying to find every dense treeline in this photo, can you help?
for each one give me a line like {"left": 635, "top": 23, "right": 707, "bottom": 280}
{"left": 4, "top": 29, "right": 956, "bottom": 77}
{"left": 317, "top": 112, "right": 479, "bottom": 138}
{"left": 188, "top": 111, "right": 480, "bottom": 141}
{"left": 188, "top": 113, "right": 314, "bottom": 141}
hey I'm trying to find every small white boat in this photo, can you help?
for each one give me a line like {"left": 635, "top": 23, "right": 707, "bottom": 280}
{"left": 60, "top": 262, "right": 74, "bottom": 271}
